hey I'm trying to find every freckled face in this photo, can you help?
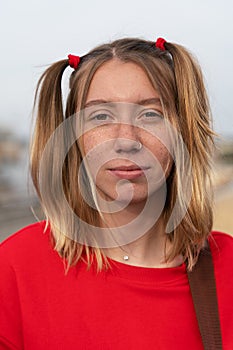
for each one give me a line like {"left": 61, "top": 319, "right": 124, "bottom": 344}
{"left": 81, "top": 59, "right": 173, "bottom": 204}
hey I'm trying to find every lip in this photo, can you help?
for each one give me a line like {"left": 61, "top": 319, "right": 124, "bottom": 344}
{"left": 108, "top": 164, "right": 149, "bottom": 171}
{"left": 108, "top": 165, "right": 150, "bottom": 179}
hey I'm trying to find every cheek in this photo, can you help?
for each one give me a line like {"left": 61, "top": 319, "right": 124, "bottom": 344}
{"left": 82, "top": 131, "right": 110, "bottom": 175}
{"left": 82, "top": 128, "right": 112, "bottom": 154}
{"left": 82, "top": 130, "right": 103, "bottom": 156}
{"left": 82, "top": 133, "right": 95, "bottom": 155}
{"left": 147, "top": 138, "right": 173, "bottom": 176}
{"left": 158, "top": 147, "right": 173, "bottom": 176}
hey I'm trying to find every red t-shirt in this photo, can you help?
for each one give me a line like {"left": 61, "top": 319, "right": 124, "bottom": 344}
{"left": 0, "top": 221, "right": 233, "bottom": 349}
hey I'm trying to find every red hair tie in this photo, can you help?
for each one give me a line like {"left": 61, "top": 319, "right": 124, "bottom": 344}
{"left": 155, "top": 38, "right": 167, "bottom": 51}
{"left": 68, "top": 54, "right": 81, "bottom": 70}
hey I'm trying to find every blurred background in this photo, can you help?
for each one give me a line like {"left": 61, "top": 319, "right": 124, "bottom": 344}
{"left": 0, "top": 0, "right": 232, "bottom": 241}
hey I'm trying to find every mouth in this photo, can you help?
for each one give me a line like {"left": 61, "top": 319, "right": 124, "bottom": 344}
{"left": 108, "top": 165, "right": 150, "bottom": 180}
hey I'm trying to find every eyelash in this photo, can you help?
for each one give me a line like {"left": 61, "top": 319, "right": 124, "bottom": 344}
{"left": 88, "top": 109, "right": 163, "bottom": 123}
{"left": 142, "top": 111, "right": 163, "bottom": 119}
{"left": 92, "top": 113, "right": 110, "bottom": 121}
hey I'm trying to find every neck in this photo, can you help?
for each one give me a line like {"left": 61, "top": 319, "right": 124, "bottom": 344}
{"left": 99, "top": 199, "right": 183, "bottom": 268}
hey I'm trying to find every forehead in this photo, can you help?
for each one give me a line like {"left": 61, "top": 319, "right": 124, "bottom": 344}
{"left": 86, "top": 59, "right": 160, "bottom": 104}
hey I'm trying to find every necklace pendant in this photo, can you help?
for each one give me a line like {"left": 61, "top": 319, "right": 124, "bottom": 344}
{"left": 123, "top": 255, "right": 129, "bottom": 261}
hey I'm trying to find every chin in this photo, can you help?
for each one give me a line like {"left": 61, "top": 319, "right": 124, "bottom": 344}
{"left": 96, "top": 180, "right": 167, "bottom": 208}
{"left": 98, "top": 188, "right": 158, "bottom": 207}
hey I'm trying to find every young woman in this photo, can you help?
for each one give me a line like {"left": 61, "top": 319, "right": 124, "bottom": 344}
{"left": 0, "top": 37, "right": 232, "bottom": 349}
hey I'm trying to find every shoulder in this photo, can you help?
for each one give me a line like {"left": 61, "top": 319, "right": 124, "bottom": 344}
{"left": 209, "top": 230, "right": 233, "bottom": 252}
{"left": 0, "top": 221, "right": 52, "bottom": 348}
{"left": 0, "top": 221, "right": 52, "bottom": 264}
{"left": 208, "top": 230, "right": 233, "bottom": 272}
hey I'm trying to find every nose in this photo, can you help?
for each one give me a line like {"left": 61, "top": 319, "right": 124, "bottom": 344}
{"left": 113, "top": 124, "right": 142, "bottom": 153}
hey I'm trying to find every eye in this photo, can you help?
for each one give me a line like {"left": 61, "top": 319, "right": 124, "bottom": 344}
{"left": 93, "top": 113, "right": 109, "bottom": 121}
{"left": 87, "top": 111, "right": 114, "bottom": 124}
{"left": 141, "top": 110, "right": 163, "bottom": 120}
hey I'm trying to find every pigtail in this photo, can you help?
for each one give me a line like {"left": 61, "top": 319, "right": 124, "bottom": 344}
{"left": 30, "top": 59, "right": 69, "bottom": 197}
{"left": 166, "top": 42, "right": 215, "bottom": 155}
{"left": 164, "top": 43, "right": 215, "bottom": 263}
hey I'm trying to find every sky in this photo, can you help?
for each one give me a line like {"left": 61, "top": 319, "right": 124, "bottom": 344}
{"left": 0, "top": 0, "right": 232, "bottom": 139}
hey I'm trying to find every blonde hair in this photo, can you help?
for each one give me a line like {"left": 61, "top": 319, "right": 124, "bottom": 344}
{"left": 30, "top": 37, "right": 215, "bottom": 272}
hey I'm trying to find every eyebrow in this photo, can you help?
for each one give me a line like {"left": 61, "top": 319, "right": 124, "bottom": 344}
{"left": 84, "top": 98, "right": 162, "bottom": 108}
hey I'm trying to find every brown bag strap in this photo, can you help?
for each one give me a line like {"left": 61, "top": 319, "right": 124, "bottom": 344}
{"left": 186, "top": 240, "right": 223, "bottom": 350}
